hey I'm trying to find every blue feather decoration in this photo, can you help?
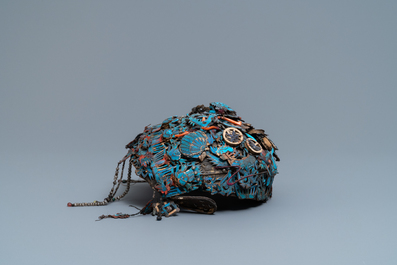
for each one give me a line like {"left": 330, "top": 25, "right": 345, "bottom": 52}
{"left": 179, "top": 131, "right": 208, "bottom": 158}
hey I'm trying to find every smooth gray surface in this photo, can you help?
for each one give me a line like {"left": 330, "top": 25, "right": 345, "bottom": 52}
{"left": 1, "top": 1, "right": 396, "bottom": 264}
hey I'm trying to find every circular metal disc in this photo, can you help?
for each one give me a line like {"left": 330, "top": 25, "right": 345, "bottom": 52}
{"left": 223, "top": 127, "right": 243, "bottom": 146}
{"left": 245, "top": 138, "right": 263, "bottom": 154}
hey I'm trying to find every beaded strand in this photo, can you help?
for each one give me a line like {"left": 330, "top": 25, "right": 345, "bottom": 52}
{"left": 67, "top": 155, "right": 138, "bottom": 207}
{"left": 95, "top": 205, "right": 142, "bottom": 221}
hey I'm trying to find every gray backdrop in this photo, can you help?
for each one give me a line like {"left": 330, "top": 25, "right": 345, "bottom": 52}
{"left": 1, "top": 1, "right": 396, "bottom": 264}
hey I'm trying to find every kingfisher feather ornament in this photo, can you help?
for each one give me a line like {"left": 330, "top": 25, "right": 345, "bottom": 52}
{"left": 68, "top": 102, "right": 280, "bottom": 220}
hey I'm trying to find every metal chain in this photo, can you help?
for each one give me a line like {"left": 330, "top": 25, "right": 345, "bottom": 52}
{"left": 67, "top": 155, "right": 137, "bottom": 207}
